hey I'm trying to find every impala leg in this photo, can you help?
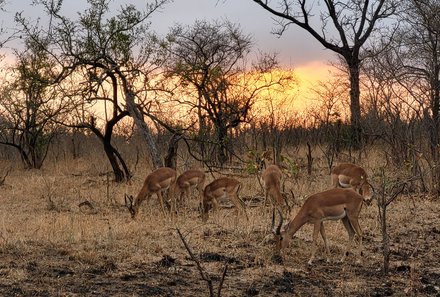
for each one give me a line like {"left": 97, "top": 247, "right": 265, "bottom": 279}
{"left": 171, "top": 192, "right": 177, "bottom": 217}
{"left": 211, "top": 198, "right": 220, "bottom": 219}
{"left": 197, "top": 184, "right": 204, "bottom": 206}
{"left": 156, "top": 191, "right": 168, "bottom": 216}
{"left": 236, "top": 193, "right": 249, "bottom": 221}
{"left": 308, "top": 221, "right": 321, "bottom": 265}
{"left": 179, "top": 188, "right": 188, "bottom": 209}
{"left": 177, "top": 189, "right": 183, "bottom": 207}
{"left": 331, "top": 173, "right": 339, "bottom": 188}
{"left": 346, "top": 214, "right": 363, "bottom": 263}
{"left": 264, "top": 190, "right": 270, "bottom": 207}
{"left": 212, "top": 198, "right": 219, "bottom": 211}
{"left": 320, "top": 222, "right": 330, "bottom": 262}
{"left": 340, "top": 216, "right": 355, "bottom": 262}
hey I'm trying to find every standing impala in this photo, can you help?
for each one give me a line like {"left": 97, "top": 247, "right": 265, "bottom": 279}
{"left": 331, "top": 163, "right": 373, "bottom": 203}
{"left": 125, "top": 167, "right": 177, "bottom": 219}
{"left": 272, "top": 188, "right": 364, "bottom": 265}
{"left": 201, "top": 177, "right": 248, "bottom": 222}
{"left": 175, "top": 169, "right": 206, "bottom": 206}
{"left": 261, "top": 164, "right": 290, "bottom": 215}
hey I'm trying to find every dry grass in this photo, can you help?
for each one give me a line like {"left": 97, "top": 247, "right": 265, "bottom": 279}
{"left": 0, "top": 154, "right": 439, "bottom": 296}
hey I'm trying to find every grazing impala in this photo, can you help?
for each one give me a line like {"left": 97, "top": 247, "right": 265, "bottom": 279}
{"left": 331, "top": 163, "right": 373, "bottom": 203}
{"left": 261, "top": 165, "right": 290, "bottom": 215}
{"left": 272, "top": 188, "right": 364, "bottom": 265}
{"left": 201, "top": 177, "right": 248, "bottom": 222}
{"left": 175, "top": 169, "right": 206, "bottom": 206}
{"left": 125, "top": 167, "right": 177, "bottom": 219}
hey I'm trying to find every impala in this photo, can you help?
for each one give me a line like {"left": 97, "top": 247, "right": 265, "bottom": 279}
{"left": 201, "top": 177, "right": 248, "bottom": 222}
{"left": 331, "top": 163, "right": 373, "bottom": 203}
{"left": 125, "top": 167, "right": 177, "bottom": 219}
{"left": 261, "top": 164, "right": 290, "bottom": 215}
{"left": 272, "top": 188, "right": 364, "bottom": 265}
{"left": 175, "top": 169, "right": 206, "bottom": 206}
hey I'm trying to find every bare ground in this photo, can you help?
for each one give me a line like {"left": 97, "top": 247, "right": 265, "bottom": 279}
{"left": 1, "top": 166, "right": 440, "bottom": 297}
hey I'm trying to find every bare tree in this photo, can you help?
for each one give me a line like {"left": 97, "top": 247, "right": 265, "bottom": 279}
{"left": 364, "top": 0, "right": 440, "bottom": 196}
{"left": 307, "top": 76, "right": 352, "bottom": 166}
{"left": 0, "top": 37, "right": 74, "bottom": 169}
{"left": 15, "top": 0, "right": 169, "bottom": 171}
{"left": 252, "top": 0, "right": 397, "bottom": 148}
{"left": 376, "top": 169, "right": 418, "bottom": 275}
{"left": 163, "top": 19, "right": 293, "bottom": 166}
{"left": 251, "top": 76, "right": 297, "bottom": 164}
{"left": 0, "top": 0, "right": 16, "bottom": 48}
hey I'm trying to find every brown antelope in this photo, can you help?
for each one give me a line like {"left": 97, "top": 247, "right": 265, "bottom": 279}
{"left": 125, "top": 167, "right": 177, "bottom": 219}
{"left": 175, "top": 169, "right": 206, "bottom": 206}
{"left": 201, "top": 177, "right": 248, "bottom": 222}
{"left": 261, "top": 164, "right": 290, "bottom": 215}
{"left": 331, "top": 163, "right": 373, "bottom": 203}
{"left": 272, "top": 188, "right": 364, "bottom": 265}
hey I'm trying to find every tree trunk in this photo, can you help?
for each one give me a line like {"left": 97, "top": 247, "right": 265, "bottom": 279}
{"left": 381, "top": 204, "right": 390, "bottom": 275}
{"left": 112, "top": 148, "right": 131, "bottom": 180}
{"left": 18, "top": 146, "right": 32, "bottom": 168}
{"left": 103, "top": 141, "right": 125, "bottom": 182}
{"left": 216, "top": 125, "right": 228, "bottom": 166}
{"left": 306, "top": 142, "right": 313, "bottom": 175}
{"left": 164, "top": 134, "right": 182, "bottom": 169}
{"left": 429, "top": 72, "right": 440, "bottom": 197}
{"left": 348, "top": 60, "right": 362, "bottom": 150}
{"left": 197, "top": 96, "right": 207, "bottom": 162}
{"left": 125, "top": 90, "right": 163, "bottom": 169}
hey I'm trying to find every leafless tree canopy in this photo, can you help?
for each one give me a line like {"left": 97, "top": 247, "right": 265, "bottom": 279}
{"left": 252, "top": 0, "right": 398, "bottom": 148}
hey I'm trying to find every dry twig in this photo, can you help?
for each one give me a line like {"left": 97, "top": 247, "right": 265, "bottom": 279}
{"left": 176, "top": 228, "right": 228, "bottom": 297}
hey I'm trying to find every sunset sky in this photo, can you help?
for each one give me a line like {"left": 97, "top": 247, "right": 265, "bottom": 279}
{"left": 1, "top": 0, "right": 336, "bottom": 102}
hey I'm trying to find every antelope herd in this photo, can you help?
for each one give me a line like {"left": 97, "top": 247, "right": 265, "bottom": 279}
{"left": 125, "top": 162, "right": 373, "bottom": 265}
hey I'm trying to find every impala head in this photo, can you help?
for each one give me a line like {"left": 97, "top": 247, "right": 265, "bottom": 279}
{"left": 360, "top": 185, "right": 373, "bottom": 204}
{"left": 252, "top": 150, "right": 272, "bottom": 172}
{"left": 359, "top": 178, "right": 374, "bottom": 205}
{"left": 124, "top": 194, "right": 137, "bottom": 219}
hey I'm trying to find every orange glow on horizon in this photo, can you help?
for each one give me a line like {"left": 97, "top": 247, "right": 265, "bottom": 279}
{"left": 293, "top": 61, "right": 334, "bottom": 110}
{"left": 251, "top": 61, "right": 334, "bottom": 119}
{"left": 0, "top": 53, "right": 336, "bottom": 130}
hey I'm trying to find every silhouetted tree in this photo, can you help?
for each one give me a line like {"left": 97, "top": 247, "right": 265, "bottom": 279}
{"left": 163, "top": 19, "right": 293, "bottom": 166}
{"left": 0, "top": 37, "right": 74, "bottom": 168}
{"left": 252, "top": 0, "right": 398, "bottom": 149}
{"left": 364, "top": 0, "right": 440, "bottom": 196}
{"left": 15, "top": 0, "right": 170, "bottom": 177}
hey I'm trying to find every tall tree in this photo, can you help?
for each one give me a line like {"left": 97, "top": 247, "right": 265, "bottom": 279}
{"left": 252, "top": 0, "right": 397, "bottom": 148}
{"left": 15, "top": 0, "right": 169, "bottom": 173}
{"left": 163, "top": 19, "right": 293, "bottom": 166}
{"left": 398, "top": 0, "right": 440, "bottom": 196}
{"left": 0, "top": 37, "right": 74, "bottom": 168}
{"left": 365, "top": 0, "right": 440, "bottom": 195}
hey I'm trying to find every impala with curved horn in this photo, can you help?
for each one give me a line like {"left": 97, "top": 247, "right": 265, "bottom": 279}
{"left": 272, "top": 188, "right": 364, "bottom": 265}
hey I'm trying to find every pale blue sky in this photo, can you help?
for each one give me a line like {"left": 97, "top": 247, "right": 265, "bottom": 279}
{"left": 0, "top": 0, "right": 334, "bottom": 68}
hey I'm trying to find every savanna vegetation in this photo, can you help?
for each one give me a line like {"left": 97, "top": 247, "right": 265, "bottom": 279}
{"left": 1, "top": 0, "right": 440, "bottom": 296}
